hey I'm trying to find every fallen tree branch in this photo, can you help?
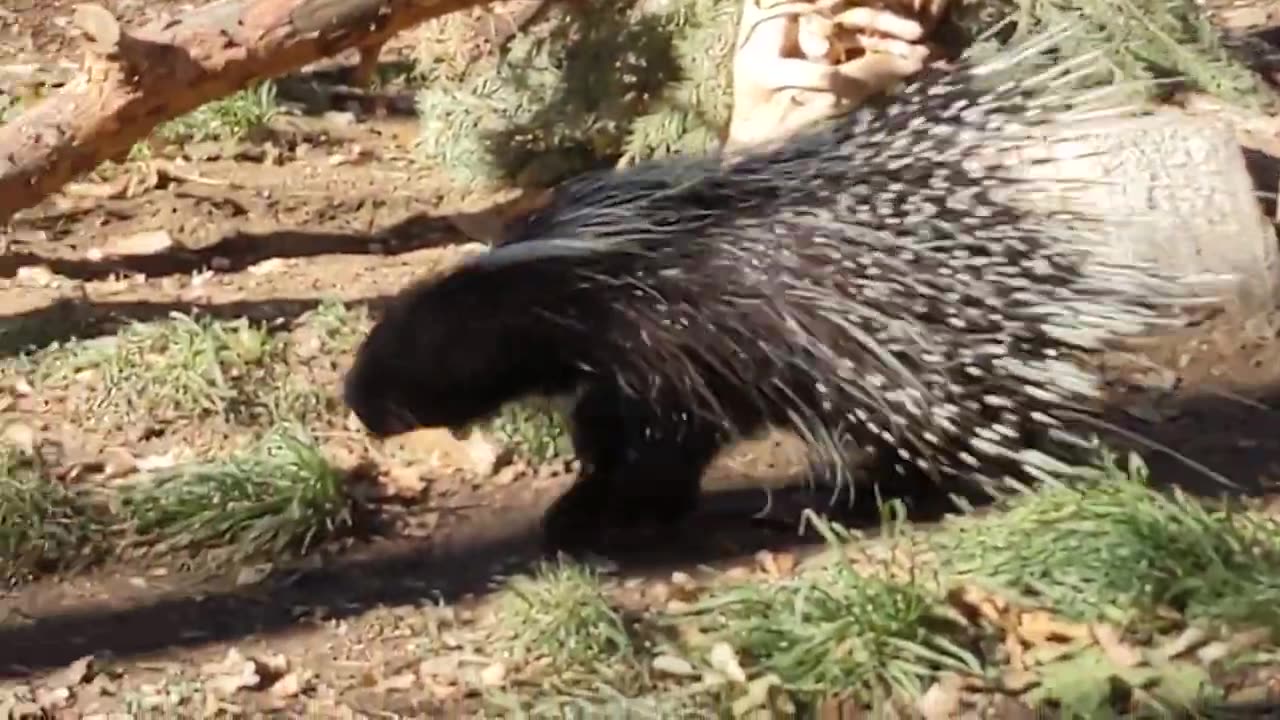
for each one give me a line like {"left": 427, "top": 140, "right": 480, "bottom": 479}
{"left": 0, "top": 0, "right": 492, "bottom": 224}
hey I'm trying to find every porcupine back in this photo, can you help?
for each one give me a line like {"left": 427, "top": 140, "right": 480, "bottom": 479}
{"left": 492, "top": 28, "right": 1226, "bottom": 495}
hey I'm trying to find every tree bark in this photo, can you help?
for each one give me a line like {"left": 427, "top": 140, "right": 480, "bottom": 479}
{"left": 0, "top": 0, "right": 492, "bottom": 225}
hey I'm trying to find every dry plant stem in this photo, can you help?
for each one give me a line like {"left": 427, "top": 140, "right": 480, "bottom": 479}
{"left": 0, "top": 0, "right": 491, "bottom": 224}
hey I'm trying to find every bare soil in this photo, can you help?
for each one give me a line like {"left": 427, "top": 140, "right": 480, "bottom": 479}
{"left": 2, "top": 1, "right": 1280, "bottom": 716}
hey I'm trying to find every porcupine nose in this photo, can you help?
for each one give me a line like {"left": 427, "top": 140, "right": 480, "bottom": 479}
{"left": 342, "top": 363, "right": 412, "bottom": 438}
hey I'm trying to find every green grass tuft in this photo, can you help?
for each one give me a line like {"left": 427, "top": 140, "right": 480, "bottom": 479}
{"left": 670, "top": 519, "right": 981, "bottom": 707}
{"left": 933, "top": 452, "right": 1280, "bottom": 632}
{"left": 492, "top": 560, "right": 635, "bottom": 674}
{"left": 298, "top": 299, "right": 373, "bottom": 356}
{"left": 157, "top": 81, "right": 280, "bottom": 144}
{"left": 0, "top": 449, "right": 108, "bottom": 584}
{"left": 118, "top": 425, "right": 355, "bottom": 566}
{"left": 27, "top": 312, "right": 335, "bottom": 428}
{"left": 488, "top": 401, "right": 574, "bottom": 464}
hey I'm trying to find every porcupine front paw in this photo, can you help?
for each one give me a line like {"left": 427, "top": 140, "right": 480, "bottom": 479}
{"left": 540, "top": 470, "right": 703, "bottom": 553}
{"left": 540, "top": 476, "right": 611, "bottom": 553}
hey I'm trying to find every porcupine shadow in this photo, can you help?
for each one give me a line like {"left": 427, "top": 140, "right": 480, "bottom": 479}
{"left": 344, "top": 29, "right": 1248, "bottom": 555}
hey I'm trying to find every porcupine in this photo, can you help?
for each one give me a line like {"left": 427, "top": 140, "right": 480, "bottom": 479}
{"left": 343, "top": 29, "right": 1226, "bottom": 551}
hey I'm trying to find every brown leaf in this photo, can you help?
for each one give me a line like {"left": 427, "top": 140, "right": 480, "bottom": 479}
{"left": 247, "top": 257, "right": 288, "bottom": 275}
{"left": 1017, "top": 610, "right": 1091, "bottom": 646}
{"left": 755, "top": 549, "right": 782, "bottom": 577}
{"left": 268, "top": 671, "right": 301, "bottom": 699}
{"left": 375, "top": 672, "right": 416, "bottom": 692}
{"left": 380, "top": 465, "right": 429, "bottom": 500}
{"left": 478, "top": 662, "right": 507, "bottom": 687}
{"left": 916, "top": 674, "right": 964, "bottom": 720}
{"left": 2, "top": 421, "right": 37, "bottom": 455}
{"left": 45, "top": 655, "right": 95, "bottom": 689}
{"left": 1158, "top": 627, "right": 1211, "bottom": 659}
{"left": 1091, "top": 623, "right": 1143, "bottom": 668}
{"left": 100, "top": 446, "right": 138, "bottom": 479}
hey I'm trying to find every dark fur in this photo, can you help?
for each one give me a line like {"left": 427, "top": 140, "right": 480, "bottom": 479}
{"left": 343, "top": 41, "right": 1212, "bottom": 551}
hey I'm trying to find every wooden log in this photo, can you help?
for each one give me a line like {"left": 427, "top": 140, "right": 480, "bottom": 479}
{"left": 0, "top": 0, "right": 491, "bottom": 224}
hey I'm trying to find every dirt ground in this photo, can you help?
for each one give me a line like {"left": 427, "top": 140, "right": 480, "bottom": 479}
{"left": 2, "top": 0, "right": 1280, "bottom": 717}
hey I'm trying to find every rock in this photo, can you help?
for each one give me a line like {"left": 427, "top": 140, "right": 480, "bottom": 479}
{"left": 1010, "top": 109, "right": 1280, "bottom": 315}
{"left": 247, "top": 257, "right": 288, "bottom": 275}
{"left": 268, "top": 671, "right": 301, "bottom": 698}
{"left": 235, "top": 563, "right": 273, "bottom": 587}
{"left": 2, "top": 422, "right": 37, "bottom": 455}
{"left": 651, "top": 655, "right": 699, "bottom": 677}
{"left": 89, "top": 229, "right": 174, "bottom": 259}
{"left": 478, "top": 662, "right": 507, "bottom": 687}
{"left": 15, "top": 264, "right": 57, "bottom": 287}
{"left": 45, "top": 655, "right": 95, "bottom": 689}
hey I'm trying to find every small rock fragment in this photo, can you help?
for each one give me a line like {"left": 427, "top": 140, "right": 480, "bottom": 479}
{"left": 478, "top": 662, "right": 507, "bottom": 687}
{"left": 651, "top": 655, "right": 698, "bottom": 677}
{"left": 235, "top": 563, "right": 273, "bottom": 587}
{"left": 916, "top": 675, "right": 964, "bottom": 720}
{"left": 100, "top": 446, "right": 137, "bottom": 479}
{"left": 247, "top": 257, "right": 287, "bottom": 275}
{"left": 376, "top": 672, "right": 416, "bottom": 692}
{"left": 269, "top": 671, "right": 301, "bottom": 698}
{"left": 93, "top": 229, "right": 174, "bottom": 258}
{"left": 2, "top": 422, "right": 37, "bottom": 455}
{"left": 16, "top": 264, "right": 56, "bottom": 287}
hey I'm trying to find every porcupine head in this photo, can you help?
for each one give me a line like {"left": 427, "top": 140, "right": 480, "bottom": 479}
{"left": 345, "top": 26, "right": 1233, "bottom": 509}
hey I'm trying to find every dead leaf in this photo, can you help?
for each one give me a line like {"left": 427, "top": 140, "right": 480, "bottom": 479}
{"left": 478, "top": 662, "right": 507, "bottom": 687}
{"left": 1000, "top": 668, "right": 1039, "bottom": 693}
{"left": 1091, "top": 623, "right": 1143, "bottom": 668}
{"left": 754, "top": 550, "right": 778, "bottom": 577}
{"left": 62, "top": 175, "right": 131, "bottom": 199}
{"left": 136, "top": 450, "right": 181, "bottom": 472}
{"left": 375, "top": 672, "right": 416, "bottom": 692}
{"left": 2, "top": 422, "right": 37, "bottom": 455}
{"left": 32, "top": 686, "right": 71, "bottom": 712}
{"left": 256, "top": 652, "right": 290, "bottom": 678}
{"left": 45, "top": 655, "right": 95, "bottom": 689}
{"left": 670, "top": 571, "right": 700, "bottom": 600}
{"left": 418, "top": 655, "right": 462, "bottom": 681}
{"left": 100, "top": 446, "right": 137, "bottom": 479}
{"left": 1017, "top": 610, "right": 1092, "bottom": 646}
{"left": 269, "top": 672, "right": 301, "bottom": 699}
{"left": 1158, "top": 627, "right": 1211, "bottom": 659}
{"left": 377, "top": 465, "right": 429, "bottom": 500}
{"left": 235, "top": 563, "right": 273, "bottom": 587}
{"left": 15, "top": 264, "right": 57, "bottom": 288}
{"left": 247, "top": 258, "right": 288, "bottom": 275}
{"left": 491, "top": 461, "right": 526, "bottom": 487}
{"left": 708, "top": 642, "right": 748, "bottom": 684}
{"left": 732, "top": 674, "right": 789, "bottom": 717}
{"left": 916, "top": 674, "right": 964, "bottom": 720}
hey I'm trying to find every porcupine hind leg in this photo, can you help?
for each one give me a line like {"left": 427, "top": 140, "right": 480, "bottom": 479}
{"left": 541, "top": 382, "right": 729, "bottom": 552}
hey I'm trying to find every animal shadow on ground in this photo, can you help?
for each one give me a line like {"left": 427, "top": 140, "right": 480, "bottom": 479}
{"left": 3, "top": 380, "right": 1278, "bottom": 677}
{"left": 0, "top": 479, "right": 956, "bottom": 677}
